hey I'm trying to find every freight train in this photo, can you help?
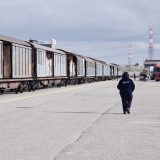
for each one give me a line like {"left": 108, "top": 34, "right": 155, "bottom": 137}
{"left": 0, "top": 34, "right": 122, "bottom": 94}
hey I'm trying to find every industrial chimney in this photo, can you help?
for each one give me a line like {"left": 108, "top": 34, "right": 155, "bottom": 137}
{"left": 51, "top": 38, "right": 56, "bottom": 49}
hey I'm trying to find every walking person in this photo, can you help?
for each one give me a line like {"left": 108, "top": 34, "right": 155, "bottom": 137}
{"left": 117, "top": 72, "right": 135, "bottom": 114}
{"left": 133, "top": 73, "right": 136, "bottom": 80}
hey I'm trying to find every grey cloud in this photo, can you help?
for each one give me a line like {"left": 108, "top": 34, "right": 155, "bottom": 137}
{"left": 0, "top": 0, "right": 160, "bottom": 64}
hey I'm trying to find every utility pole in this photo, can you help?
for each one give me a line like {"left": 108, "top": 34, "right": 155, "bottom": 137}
{"left": 148, "top": 28, "right": 154, "bottom": 60}
{"left": 128, "top": 45, "right": 132, "bottom": 72}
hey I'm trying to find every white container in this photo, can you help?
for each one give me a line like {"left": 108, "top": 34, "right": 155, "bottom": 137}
{"left": 12, "top": 44, "right": 32, "bottom": 78}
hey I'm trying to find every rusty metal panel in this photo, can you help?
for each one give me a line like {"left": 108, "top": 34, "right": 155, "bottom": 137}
{"left": 54, "top": 53, "right": 67, "bottom": 77}
{"left": 12, "top": 44, "right": 32, "bottom": 78}
{"left": 0, "top": 34, "right": 31, "bottom": 47}
{"left": 54, "top": 54, "right": 60, "bottom": 76}
{"left": 69, "top": 58, "right": 76, "bottom": 77}
{"left": 77, "top": 56, "right": 85, "bottom": 77}
{"left": 12, "top": 45, "right": 16, "bottom": 77}
{"left": 46, "top": 53, "right": 52, "bottom": 77}
{"left": 3, "top": 45, "right": 11, "bottom": 78}
{"left": 37, "top": 49, "right": 53, "bottom": 77}
{"left": 0, "top": 41, "right": 3, "bottom": 78}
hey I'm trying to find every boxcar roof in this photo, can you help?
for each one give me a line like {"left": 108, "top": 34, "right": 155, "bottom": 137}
{"left": 83, "top": 56, "right": 95, "bottom": 62}
{"left": 57, "top": 49, "right": 84, "bottom": 58}
{"left": 0, "top": 34, "right": 31, "bottom": 47}
{"left": 104, "top": 62, "right": 111, "bottom": 66}
{"left": 92, "top": 58, "right": 105, "bottom": 64}
{"left": 30, "top": 42, "right": 56, "bottom": 52}
{"left": 111, "top": 63, "right": 118, "bottom": 67}
{"left": 54, "top": 49, "right": 66, "bottom": 55}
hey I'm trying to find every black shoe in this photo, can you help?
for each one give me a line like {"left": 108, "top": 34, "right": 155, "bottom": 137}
{"left": 123, "top": 111, "right": 126, "bottom": 114}
{"left": 126, "top": 108, "right": 130, "bottom": 114}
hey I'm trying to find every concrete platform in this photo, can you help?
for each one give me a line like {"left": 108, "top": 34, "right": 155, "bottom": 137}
{"left": 0, "top": 80, "right": 160, "bottom": 160}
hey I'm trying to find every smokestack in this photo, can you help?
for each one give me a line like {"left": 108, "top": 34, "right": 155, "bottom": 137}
{"left": 51, "top": 38, "right": 56, "bottom": 49}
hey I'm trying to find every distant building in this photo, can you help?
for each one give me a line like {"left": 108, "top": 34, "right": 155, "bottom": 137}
{"left": 29, "top": 39, "right": 39, "bottom": 44}
{"left": 144, "top": 59, "right": 160, "bottom": 72}
{"left": 29, "top": 38, "right": 56, "bottom": 49}
{"left": 40, "top": 38, "right": 56, "bottom": 49}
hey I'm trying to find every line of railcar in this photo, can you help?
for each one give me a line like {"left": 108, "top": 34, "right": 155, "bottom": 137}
{"left": 0, "top": 34, "right": 122, "bottom": 94}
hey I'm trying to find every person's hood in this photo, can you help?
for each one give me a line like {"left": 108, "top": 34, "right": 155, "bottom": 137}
{"left": 122, "top": 72, "right": 129, "bottom": 80}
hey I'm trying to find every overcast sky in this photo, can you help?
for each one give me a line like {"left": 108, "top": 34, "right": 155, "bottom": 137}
{"left": 1, "top": 0, "right": 160, "bottom": 64}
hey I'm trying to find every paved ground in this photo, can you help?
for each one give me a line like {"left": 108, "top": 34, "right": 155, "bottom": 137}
{"left": 0, "top": 80, "right": 160, "bottom": 160}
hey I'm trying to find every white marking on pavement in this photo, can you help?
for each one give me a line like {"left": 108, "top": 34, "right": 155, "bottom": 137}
{"left": 129, "top": 121, "right": 159, "bottom": 124}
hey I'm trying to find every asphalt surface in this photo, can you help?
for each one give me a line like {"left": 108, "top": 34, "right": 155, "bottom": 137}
{"left": 0, "top": 80, "right": 160, "bottom": 160}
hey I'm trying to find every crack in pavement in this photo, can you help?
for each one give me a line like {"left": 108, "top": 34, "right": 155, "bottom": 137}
{"left": 52, "top": 101, "right": 120, "bottom": 160}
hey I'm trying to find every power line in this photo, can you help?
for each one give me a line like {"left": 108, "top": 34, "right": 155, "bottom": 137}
{"left": 96, "top": 50, "right": 147, "bottom": 59}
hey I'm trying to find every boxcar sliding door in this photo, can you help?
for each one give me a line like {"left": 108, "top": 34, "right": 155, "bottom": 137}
{"left": 3, "top": 42, "right": 11, "bottom": 78}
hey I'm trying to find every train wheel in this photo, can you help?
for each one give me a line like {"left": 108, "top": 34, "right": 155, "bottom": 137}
{"left": 19, "top": 85, "right": 24, "bottom": 93}
{"left": 15, "top": 89, "right": 19, "bottom": 94}
{"left": 0, "top": 90, "right": 4, "bottom": 94}
{"left": 65, "top": 81, "right": 68, "bottom": 87}
{"left": 28, "top": 83, "right": 33, "bottom": 92}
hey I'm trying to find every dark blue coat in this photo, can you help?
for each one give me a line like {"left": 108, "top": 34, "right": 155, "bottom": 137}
{"left": 117, "top": 72, "right": 135, "bottom": 98}
{"left": 117, "top": 78, "right": 135, "bottom": 96}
